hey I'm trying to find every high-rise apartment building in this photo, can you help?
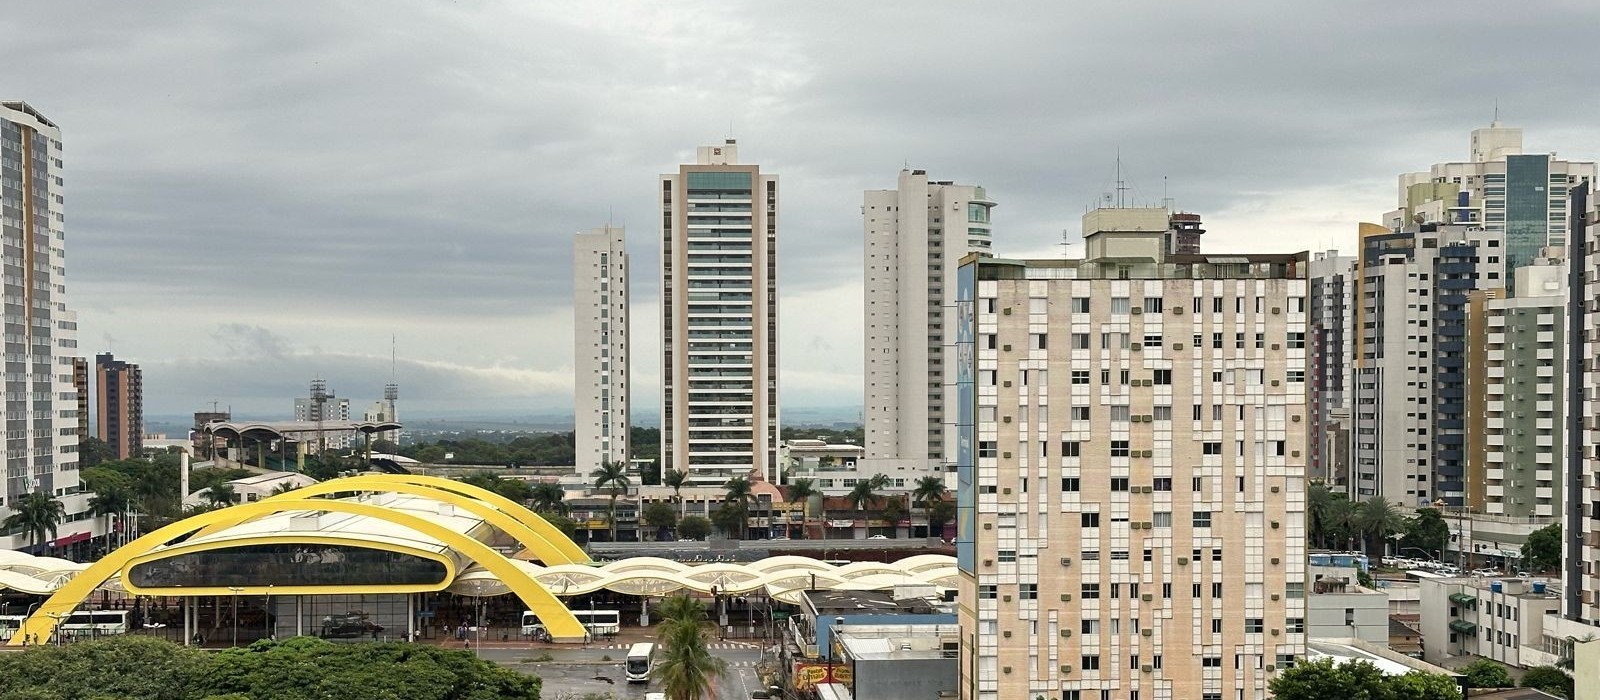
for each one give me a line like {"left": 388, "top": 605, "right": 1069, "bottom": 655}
{"left": 1387, "top": 121, "right": 1594, "bottom": 279}
{"left": 660, "top": 141, "right": 779, "bottom": 485}
{"left": 956, "top": 210, "right": 1307, "bottom": 700}
{"left": 1307, "top": 250, "right": 1357, "bottom": 486}
{"left": 72, "top": 357, "right": 89, "bottom": 441}
{"left": 574, "top": 225, "right": 629, "bottom": 473}
{"left": 863, "top": 169, "right": 995, "bottom": 477}
{"left": 95, "top": 353, "right": 143, "bottom": 460}
{"left": 1465, "top": 257, "right": 1566, "bottom": 518}
{"left": 294, "top": 379, "right": 352, "bottom": 452}
{"left": 1568, "top": 186, "right": 1597, "bottom": 623}
{"left": 1, "top": 101, "right": 92, "bottom": 552}
{"left": 1167, "top": 211, "right": 1205, "bottom": 255}
{"left": 1352, "top": 224, "right": 1506, "bottom": 506}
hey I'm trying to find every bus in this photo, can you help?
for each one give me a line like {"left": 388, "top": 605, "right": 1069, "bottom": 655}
{"left": 0, "top": 615, "right": 24, "bottom": 642}
{"left": 59, "top": 610, "right": 131, "bottom": 639}
{"left": 521, "top": 609, "right": 622, "bottom": 638}
{"left": 625, "top": 642, "right": 656, "bottom": 683}
{"left": 1406, "top": 569, "right": 1447, "bottom": 582}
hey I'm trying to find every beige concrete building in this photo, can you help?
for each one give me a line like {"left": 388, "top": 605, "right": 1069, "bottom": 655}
{"left": 660, "top": 141, "right": 779, "bottom": 486}
{"left": 574, "top": 225, "right": 630, "bottom": 473}
{"left": 956, "top": 212, "right": 1309, "bottom": 700}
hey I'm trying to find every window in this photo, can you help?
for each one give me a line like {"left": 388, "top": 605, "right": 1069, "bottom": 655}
{"left": 1110, "top": 441, "right": 1130, "bottom": 458}
{"left": 1152, "top": 511, "right": 1172, "bottom": 527}
{"left": 1192, "top": 476, "right": 1203, "bottom": 491}
{"left": 1081, "top": 513, "right": 1100, "bottom": 527}
{"left": 1153, "top": 405, "right": 1172, "bottom": 421}
{"left": 1071, "top": 333, "right": 1091, "bottom": 349}
{"left": 1193, "top": 511, "right": 1212, "bottom": 528}
{"left": 1071, "top": 407, "right": 1091, "bottom": 421}
{"left": 1202, "top": 656, "right": 1221, "bottom": 668}
{"left": 1153, "top": 369, "right": 1172, "bottom": 385}
{"left": 1071, "top": 370, "right": 1089, "bottom": 385}
{"left": 1081, "top": 583, "right": 1100, "bottom": 599}
{"left": 1111, "top": 406, "right": 1131, "bottom": 422}
{"left": 1032, "top": 333, "right": 1048, "bottom": 350}
{"left": 1143, "top": 333, "right": 1162, "bottom": 348}
{"left": 1111, "top": 477, "right": 1130, "bottom": 491}
{"left": 1061, "top": 477, "right": 1080, "bottom": 492}
{"left": 1111, "top": 298, "right": 1130, "bottom": 314}
{"left": 979, "top": 585, "right": 997, "bottom": 599}
{"left": 1152, "top": 477, "right": 1172, "bottom": 491}
{"left": 1245, "top": 618, "right": 1264, "bottom": 633}
{"left": 1071, "top": 298, "right": 1090, "bottom": 313}
{"left": 1020, "top": 584, "right": 1037, "bottom": 600}
{"left": 1212, "top": 332, "right": 1223, "bottom": 349}
{"left": 1082, "top": 619, "right": 1099, "bottom": 634}
{"left": 1061, "top": 441, "right": 1081, "bottom": 457}
{"left": 1288, "top": 370, "right": 1305, "bottom": 383}
{"left": 1143, "top": 297, "right": 1163, "bottom": 313}
{"left": 1082, "top": 654, "right": 1100, "bottom": 671}
{"left": 978, "top": 441, "right": 996, "bottom": 458}
{"left": 1287, "top": 332, "right": 1306, "bottom": 349}
{"left": 1203, "top": 442, "right": 1221, "bottom": 455}
{"left": 1082, "top": 549, "right": 1100, "bottom": 560}
{"left": 1213, "top": 582, "right": 1223, "bottom": 597}
{"left": 1211, "top": 618, "right": 1222, "bottom": 633}
{"left": 998, "top": 550, "right": 1017, "bottom": 563}
{"left": 1287, "top": 617, "right": 1305, "bottom": 633}
{"left": 1144, "top": 548, "right": 1154, "bottom": 562}
{"left": 1286, "top": 582, "right": 1305, "bottom": 599}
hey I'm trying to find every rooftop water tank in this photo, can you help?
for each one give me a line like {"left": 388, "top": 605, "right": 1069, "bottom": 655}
{"left": 1490, "top": 581, "right": 1503, "bottom": 593}
{"left": 1532, "top": 581, "right": 1547, "bottom": 594}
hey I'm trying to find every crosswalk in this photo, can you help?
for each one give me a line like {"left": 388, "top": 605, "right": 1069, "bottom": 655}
{"left": 592, "top": 641, "right": 758, "bottom": 651}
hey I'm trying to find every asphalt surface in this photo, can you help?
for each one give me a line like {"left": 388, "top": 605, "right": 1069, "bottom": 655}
{"left": 489, "top": 645, "right": 764, "bottom": 699}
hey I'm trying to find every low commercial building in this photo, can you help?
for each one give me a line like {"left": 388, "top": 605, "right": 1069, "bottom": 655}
{"left": 181, "top": 471, "right": 319, "bottom": 507}
{"left": 1418, "top": 577, "right": 1563, "bottom": 668}
{"left": 1308, "top": 576, "right": 1389, "bottom": 644}
{"left": 786, "top": 587, "right": 956, "bottom": 695}
{"left": 836, "top": 624, "right": 960, "bottom": 700}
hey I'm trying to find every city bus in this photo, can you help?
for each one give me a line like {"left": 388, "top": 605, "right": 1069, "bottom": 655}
{"left": 59, "top": 610, "right": 131, "bottom": 639}
{"left": 625, "top": 642, "right": 656, "bottom": 683}
{"left": 0, "top": 615, "right": 24, "bottom": 642}
{"left": 521, "top": 609, "right": 622, "bottom": 638}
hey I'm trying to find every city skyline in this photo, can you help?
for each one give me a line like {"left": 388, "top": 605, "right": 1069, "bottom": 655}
{"left": 6, "top": 3, "right": 1600, "bottom": 418}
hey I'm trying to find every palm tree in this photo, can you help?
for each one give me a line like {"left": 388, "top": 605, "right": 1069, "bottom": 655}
{"left": 4, "top": 491, "right": 65, "bottom": 552}
{"left": 531, "top": 482, "right": 566, "bottom": 514}
{"left": 848, "top": 480, "right": 880, "bottom": 517}
{"left": 654, "top": 595, "right": 727, "bottom": 700}
{"left": 590, "top": 461, "right": 631, "bottom": 542}
{"left": 1352, "top": 496, "right": 1405, "bottom": 557}
{"left": 1307, "top": 482, "right": 1335, "bottom": 547}
{"left": 203, "top": 483, "right": 236, "bottom": 508}
{"left": 723, "top": 476, "right": 754, "bottom": 540}
{"left": 912, "top": 476, "right": 946, "bottom": 538}
{"left": 270, "top": 481, "right": 300, "bottom": 496}
{"left": 787, "top": 478, "right": 819, "bottom": 540}
{"left": 662, "top": 468, "right": 689, "bottom": 519}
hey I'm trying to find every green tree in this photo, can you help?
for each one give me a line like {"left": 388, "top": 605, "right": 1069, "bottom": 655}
{"left": 643, "top": 501, "right": 678, "bottom": 541}
{"left": 1522, "top": 523, "right": 1561, "bottom": 572}
{"left": 662, "top": 469, "right": 688, "bottom": 518}
{"left": 537, "top": 510, "right": 578, "bottom": 539}
{"left": 786, "top": 478, "right": 819, "bottom": 539}
{"left": 912, "top": 476, "right": 946, "bottom": 537}
{"left": 653, "top": 595, "right": 726, "bottom": 700}
{"left": 270, "top": 482, "right": 299, "bottom": 496}
{"left": 927, "top": 500, "right": 956, "bottom": 537}
{"left": 722, "top": 476, "right": 755, "bottom": 540}
{"left": 677, "top": 515, "right": 712, "bottom": 541}
{"left": 589, "top": 461, "right": 630, "bottom": 543}
{"left": 880, "top": 496, "right": 906, "bottom": 535}
{"left": 202, "top": 483, "right": 236, "bottom": 508}
{"left": 1269, "top": 656, "right": 1461, "bottom": 700}
{"left": 847, "top": 480, "right": 880, "bottom": 514}
{"left": 1459, "top": 658, "right": 1514, "bottom": 689}
{"left": 530, "top": 482, "right": 566, "bottom": 515}
{"left": 77, "top": 436, "right": 117, "bottom": 469}
{"left": 1398, "top": 508, "right": 1450, "bottom": 563}
{"left": 1352, "top": 496, "right": 1405, "bottom": 557}
{"left": 4, "top": 492, "right": 65, "bottom": 552}
{"left": 1520, "top": 666, "right": 1573, "bottom": 699}
{"left": 709, "top": 503, "right": 745, "bottom": 538}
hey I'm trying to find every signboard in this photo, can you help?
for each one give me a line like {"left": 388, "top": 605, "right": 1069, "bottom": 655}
{"left": 793, "top": 663, "right": 853, "bottom": 690}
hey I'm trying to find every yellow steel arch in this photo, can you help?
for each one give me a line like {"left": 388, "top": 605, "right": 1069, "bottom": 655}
{"left": 119, "top": 535, "right": 459, "bottom": 596}
{"left": 347, "top": 473, "right": 590, "bottom": 564}
{"left": 8, "top": 498, "right": 586, "bottom": 646}
{"left": 189, "top": 475, "right": 583, "bottom": 565}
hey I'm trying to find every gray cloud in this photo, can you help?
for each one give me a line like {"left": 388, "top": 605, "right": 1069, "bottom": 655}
{"left": 9, "top": 0, "right": 1600, "bottom": 417}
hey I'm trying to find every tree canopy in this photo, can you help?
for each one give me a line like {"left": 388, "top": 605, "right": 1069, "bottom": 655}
{"left": 1458, "top": 659, "right": 1513, "bottom": 689}
{"left": 1268, "top": 657, "right": 1460, "bottom": 700}
{"left": 1522, "top": 524, "right": 1561, "bottom": 573}
{"left": 0, "top": 635, "right": 541, "bottom": 700}
{"left": 1519, "top": 666, "right": 1573, "bottom": 699}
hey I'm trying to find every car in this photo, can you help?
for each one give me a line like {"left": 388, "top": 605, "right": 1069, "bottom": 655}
{"left": 868, "top": 535, "right": 889, "bottom": 540}
{"left": 320, "top": 612, "right": 384, "bottom": 638}
{"left": 647, "top": 694, "right": 667, "bottom": 700}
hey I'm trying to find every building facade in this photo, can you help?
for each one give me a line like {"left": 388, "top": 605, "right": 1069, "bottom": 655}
{"left": 956, "top": 213, "right": 1308, "bottom": 700}
{"left": 1352, "top": 224, "right": 1506, "bottom": 506}
{"left": 863, "top": 170, "right": 995, "bottom": 476}
{"left": 1573, "top": 187, "right": 1600, "bottom": 624}
{"left": 94, "top": 353, "right": 143, "bottom": 460}
{"left": 1308, "top": 250, "right": 1357, "bottom": 486}
{"left": 293, "top": 379, "right": 353, "bottom": 452}
{"left": 72, "top": 356, "right": 89, "bottom": 441}
{"left": 574, "top": 225, "right": 629, "bottom": 474}
{"left": 0, "top": 101, "right": 93, "bottom": 552}
{"left": 660, "top": 141, "right": 779, "bottom": 485}
{"left": 1387, "top": 122, "right": 1594, "bottom": 278}
{"left": 1466, "top": 260, "right": 1565, "bottom": 518}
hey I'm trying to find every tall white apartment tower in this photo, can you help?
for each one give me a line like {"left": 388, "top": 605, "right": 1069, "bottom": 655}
{"left": 0, "top": 101, "right": 93, "bottom": 553}
{"left": 660, "top": 141, "right": 779, "bottom": 486}
{"left": 574, "top": 225, "right": 630, "bottom": 473}
{"left": 863, "top": 170, "right": 995, "bottom": 477}
{"left": 1307, "top": 250, "right": 1357, "bottom": 487}
{"left": 956, "top": 209, "right": 1308, "bottom": 700}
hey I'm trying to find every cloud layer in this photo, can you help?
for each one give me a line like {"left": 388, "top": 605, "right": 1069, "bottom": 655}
{"left": 8, "top": 1, "right": 1599, "bottom": 418}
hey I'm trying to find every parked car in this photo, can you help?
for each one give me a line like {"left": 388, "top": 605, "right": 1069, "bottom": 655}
{"left": 320, "top": 612, "right": 384, "bottom": 638}
{"left": 868, "top": 534, "right": 889, "bottom": 540}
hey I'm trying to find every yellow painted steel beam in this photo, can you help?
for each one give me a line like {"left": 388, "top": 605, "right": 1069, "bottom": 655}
{"left": 9, "top": 499, "right": 585, "bottom": 646}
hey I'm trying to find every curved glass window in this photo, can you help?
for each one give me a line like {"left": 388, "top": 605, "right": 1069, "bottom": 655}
{"left": 128, "top": 543, "right": 448, "bottom": 588}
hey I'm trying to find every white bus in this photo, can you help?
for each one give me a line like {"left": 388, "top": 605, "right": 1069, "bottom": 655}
{"left": 59, "top": 610, "right": 131, "bottom": 638}
{"left": 0, "top": 615, "right": 24, "bottom": 642}
{"left": 625, "top": 642, "right": 656, "bottom": 683}
{"left": 521, "top": 609, "right": 622, "bottom": 638}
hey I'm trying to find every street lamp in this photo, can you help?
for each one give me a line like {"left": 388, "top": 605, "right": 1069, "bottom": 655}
{"left": 264, "top": 585, "right": 274, "bottom": 641}
{"left": 43, "top": 612, "right": 64, "bottom": 647}
{"left": 227, "top": 587, "right": 243, "bottom": 647}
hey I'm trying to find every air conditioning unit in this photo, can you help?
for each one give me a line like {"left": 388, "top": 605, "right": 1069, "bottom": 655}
{"left": 1060, "top": 557, "right": 1073, "bottom": 566}
{"left": 1174, "top": 343, "right": 1186, "bottom": 351}
{"left": 1131, "top": 343, "right": 1143, "bottom": 351}
{"left": 1272, "top": 307, "right": 1281, "bottom": 314}
{"left": 1132, "top": 307, "right": 1143, "bottom": 315}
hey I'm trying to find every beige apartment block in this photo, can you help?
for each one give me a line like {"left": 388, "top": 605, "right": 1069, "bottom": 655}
{"left": 956, "top": 217, "right": 1309, "bottom": 700}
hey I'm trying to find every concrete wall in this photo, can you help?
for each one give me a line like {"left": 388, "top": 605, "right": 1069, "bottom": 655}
{"left": 1308, "top": 591, "right": 1389, "bottom": 644}
{"left": 853, "top": 657, "right": 956, "bottom": 700}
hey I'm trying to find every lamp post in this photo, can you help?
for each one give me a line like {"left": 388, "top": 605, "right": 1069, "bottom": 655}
{"left": 227, "top": 587, "right": 243, "bottom": 647}
{"left": 44, "top": 612, "right": 64, "bottom": 647}
{"left": 264, "top": 585, "right": 274, "bottom": 641}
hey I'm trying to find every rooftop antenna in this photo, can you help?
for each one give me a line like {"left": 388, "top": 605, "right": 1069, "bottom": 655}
{"left": 1060, "top": 228, "right": 1076, "bottom": 259}
{"left": 1162, "top": 175, "right": 1173, "bottom": 210}
{"left": 1115, "top": 149, "right": 1131, "bottom": 208}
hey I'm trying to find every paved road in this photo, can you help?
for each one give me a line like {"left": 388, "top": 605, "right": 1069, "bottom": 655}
{"left": 495, "top": 647, "right": 762, "bottom": 699}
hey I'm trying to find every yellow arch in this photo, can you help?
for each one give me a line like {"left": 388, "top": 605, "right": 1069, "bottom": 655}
{"left": 338, "top": 474, "right": 590, "bottom": 564}
{"left": 9, "top": 498, "right": 587, "bottom": 646}
{"left": 119, "top": 535, "right": 459, "bottom": 596}
{"left": 190, "top": 474, "right": 584, "bottom": 566}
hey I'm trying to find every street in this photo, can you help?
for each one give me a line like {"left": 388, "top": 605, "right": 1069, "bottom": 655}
{"left": 485, "top": 643, "right": 764, "bottom": 700}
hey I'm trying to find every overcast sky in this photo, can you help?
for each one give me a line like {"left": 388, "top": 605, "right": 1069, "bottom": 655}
{"left": 8, "top": 1, "right": 1599, "bottom": 421}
